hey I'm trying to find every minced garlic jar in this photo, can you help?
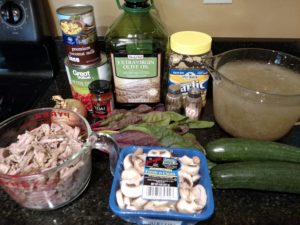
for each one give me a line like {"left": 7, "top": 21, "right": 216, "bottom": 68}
{"left": 167, "top": 31, "right": 212, "bottom": 106}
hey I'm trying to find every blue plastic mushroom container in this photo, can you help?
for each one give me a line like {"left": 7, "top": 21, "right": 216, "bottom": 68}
{"left": 109, "top": 146, "right": 215, "bottom": 225}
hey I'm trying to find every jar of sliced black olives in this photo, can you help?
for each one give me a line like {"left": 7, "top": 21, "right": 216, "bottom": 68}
{"left": 167, "top": 31, "right": 212, "bottom": 106}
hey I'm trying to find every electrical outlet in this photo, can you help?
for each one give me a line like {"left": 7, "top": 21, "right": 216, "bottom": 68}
{"left": 203, "top": 0, "right": 232, "bottom": 4}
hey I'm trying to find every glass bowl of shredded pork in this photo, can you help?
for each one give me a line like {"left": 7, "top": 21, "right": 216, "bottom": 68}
{"left": 0, "top": 108, "right": 98, "bottom": 210}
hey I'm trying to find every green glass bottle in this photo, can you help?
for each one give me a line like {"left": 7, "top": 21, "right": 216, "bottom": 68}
{"left": 105, "top": 0, "right": 168, "bottom": 107}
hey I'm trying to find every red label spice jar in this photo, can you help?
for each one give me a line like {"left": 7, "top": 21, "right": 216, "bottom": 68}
{"left": 88, "top": 80, "right": 114, "bottom": 119}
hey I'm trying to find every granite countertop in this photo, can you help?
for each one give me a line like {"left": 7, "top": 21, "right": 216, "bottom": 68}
{"left": 0, "top": 40, "right": 300, "bottom": 225}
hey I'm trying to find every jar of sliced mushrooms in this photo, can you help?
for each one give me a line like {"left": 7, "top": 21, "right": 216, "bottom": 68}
{"left": 167, "top": 31, "right": 212, "bottom": 106}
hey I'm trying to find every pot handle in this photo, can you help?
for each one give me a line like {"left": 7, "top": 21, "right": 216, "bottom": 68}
{"left": 90, "top": 132, "right": 120, "bottom": 175}
{"left": 203, "top": 59, "right": 222, "bottom": 81}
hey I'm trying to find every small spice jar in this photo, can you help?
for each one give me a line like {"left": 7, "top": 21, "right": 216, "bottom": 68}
{"left": 168, "top": 31, "right": 212, "bottom": 106}
{"left": 88, "top": 80, "right": 114, "bottom": 119}
{"left": 185, "top": 87, "right": 202, "bottom": 120}
{"left": 165, "top": 84, "right": 183, "bottom": 113}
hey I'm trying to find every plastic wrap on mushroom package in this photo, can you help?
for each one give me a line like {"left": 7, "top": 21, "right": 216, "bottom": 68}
{"left": 109, "top": 146, "right": 214, "bottom": 225}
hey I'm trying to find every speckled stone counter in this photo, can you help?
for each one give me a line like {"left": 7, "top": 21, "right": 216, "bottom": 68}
{"left": 0, "top": 39, "right": 300, "bottom": 225}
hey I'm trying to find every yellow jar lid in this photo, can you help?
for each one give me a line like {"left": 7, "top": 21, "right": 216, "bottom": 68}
{"left": 170, "top": 31, "right": 212, "bottom": 55}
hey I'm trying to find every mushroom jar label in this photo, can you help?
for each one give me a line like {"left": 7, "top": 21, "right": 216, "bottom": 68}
{"left": 142, "top": 157, "right": 180, "bottom": 201}
{"left": 111, "top": 53, "right": 162, "bottom": 103}
{"left": 168, "top": 68, "right": 209, "bottom": 105}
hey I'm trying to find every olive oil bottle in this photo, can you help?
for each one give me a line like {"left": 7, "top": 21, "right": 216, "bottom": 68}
{"left": 105, "top": 0, "right": 168, "bottom": 107}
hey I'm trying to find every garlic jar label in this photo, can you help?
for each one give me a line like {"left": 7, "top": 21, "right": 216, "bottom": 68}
{"left": 168, "top": 68, "right": 209, "bottom": 105}
{"left": 111, "top": 53, "right": 161, "bottom": 103}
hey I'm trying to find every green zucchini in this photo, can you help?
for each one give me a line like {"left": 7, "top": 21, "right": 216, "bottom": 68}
{"left": 206, "top": 138, "right": 300, "bottom": 163}
{"left": 211, "top": 161, "right": 300, "bottom": 194}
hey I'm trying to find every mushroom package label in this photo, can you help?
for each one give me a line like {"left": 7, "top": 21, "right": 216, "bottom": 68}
{"left": 114, "top": 147, "right": 209, "bottom": 214}
{"left": 142, "top": 156, "right": 180, "bottom": 201}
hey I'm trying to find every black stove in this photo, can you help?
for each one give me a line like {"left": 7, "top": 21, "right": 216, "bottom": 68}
{"left": 0, "top": 77, "right": 51, "bottom": 122}
{"left": 0, "top": 41, "right": 55, "bottom": 122}
{"left": 0, "top": 0, "right": 56, "bottom": 122}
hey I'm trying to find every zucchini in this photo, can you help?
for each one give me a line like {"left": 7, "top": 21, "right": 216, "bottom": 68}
{"left": 211, "top": 161, "right": 300, "bottom": 194}
{"left": 206, "top": 138, "right": 300, "bottom": 163}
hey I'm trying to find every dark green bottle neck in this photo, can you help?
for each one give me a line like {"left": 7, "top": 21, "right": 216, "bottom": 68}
{"left": 123, "top": 1, "right": 151, "bottom": 13}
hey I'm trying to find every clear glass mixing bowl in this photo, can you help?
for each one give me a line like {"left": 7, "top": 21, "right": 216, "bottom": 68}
{"left": 0, "top": 108, "right": 119, "bottom": 210}
{"left": 211, "top": 48, "right": 300, "bottom": 140}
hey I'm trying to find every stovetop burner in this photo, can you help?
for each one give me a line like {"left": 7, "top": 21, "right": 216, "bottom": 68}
{"left": 0, "top": 78, "right": 51, "bottom": 122}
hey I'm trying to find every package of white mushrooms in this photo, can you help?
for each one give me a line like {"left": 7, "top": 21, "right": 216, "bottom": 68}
{"left": 109, "top": 146, "right": 214, "bottom": 225}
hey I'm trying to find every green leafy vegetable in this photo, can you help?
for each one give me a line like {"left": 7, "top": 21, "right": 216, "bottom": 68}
{"left": 186, "top": 119, "right": 215, "bottom": 129}
{"left": 92, "top": 105, "right": 215, "bottom": 153}
{"left": 123, "top": 123, "right": 206, "bottom": 153}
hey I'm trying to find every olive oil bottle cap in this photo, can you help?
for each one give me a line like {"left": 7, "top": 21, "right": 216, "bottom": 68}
{"left": 118, "top": 0, "right": 152, "bottom": 13}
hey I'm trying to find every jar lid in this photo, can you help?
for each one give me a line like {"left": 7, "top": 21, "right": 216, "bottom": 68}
{"left": 168, "top": 84, "right": 181, "bottom": 95}
{"left": 188, "top": 87, "right": 201, "bottom": 98}
{"left": 88, "top": 80, "right": 111, "bottom": 94}
{"left": 170, "top": 31, "right": 212, "bottom": 55}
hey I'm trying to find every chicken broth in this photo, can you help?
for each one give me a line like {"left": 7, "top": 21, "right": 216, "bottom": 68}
{"left": 213, "top": 60, "right": 300, "bottom": 140}
{"left": 218, "top": 60, "right": 300, "bottom": 95}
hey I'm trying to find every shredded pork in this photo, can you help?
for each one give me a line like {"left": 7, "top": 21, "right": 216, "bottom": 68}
{"left": 0, "top": 122, "right": 91, "bottom": 209}
{"left": 0, "top": 123, "right": 83, "bottom": 175}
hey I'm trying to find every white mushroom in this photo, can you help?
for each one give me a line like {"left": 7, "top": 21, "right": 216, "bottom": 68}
{"left": 121, "top": 167, "right": 142, "bottom": 186}
{"left": 133, "top": 154, "right": 146, "bottom": 175}
{"left": 124, "top": 196, "right": 132, "bottom": 207}
{"left": 151, "top": 200, "right": 171, "bottom": 206}
{"left": 177, "top": 184, "right": 207, "bottom": 213}
{"left": 179, "top": 155, "right": 194, "bottom": 165}
{"left": 179, "top": 188, "right": 191, "bottom": 201}
{"left": 178, "top": 170, "right": 193, "bottom": 189}
{"left": 120, "top": 167, "right": 143, "bottom": 198}
{"left": 192, "top": 174, "right": 201, "bottom": 184}
{"left": 143, "top": 201, "right": 175, "bottom": 212}
{"left": 126, "top": 205, "right": 139, "bottom": 210}
{"left": 147, "top": 149, "right": 172, "bottom": 158}
{"left": 116, "top": 148, "right": 207, "bottom": 214}
{"left": 132, "top": 147, "right": 144, "bottom": 160}
{"left": 176, "top": 199, "right": 196, "bottom": 213}
{"left": 131, "top": 197, "right": 148, "bottom": 210}
{"left": 191, "top": 184, "right": 207, "bottom": 210}
{"left": 179, "top": 156, "right": 200, "bottom": 176}
{"left": 116, "top": 189, "right": 126, "bottom": 209}
{"left": 120, "top": 180, "right": 142, "bottom": 198}
{"left": 123, "top": 153, "right": 133, "bottom": 170}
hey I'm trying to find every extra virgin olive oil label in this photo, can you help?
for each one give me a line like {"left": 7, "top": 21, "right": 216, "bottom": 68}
{"left": 142, "top": 156, "right": 180, "bottom": 201}
{"left": 111, "top": 53, "right": 161, "bottom": 103}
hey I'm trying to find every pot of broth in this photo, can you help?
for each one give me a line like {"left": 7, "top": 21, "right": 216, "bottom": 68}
{"left": 209, "top": 48, "right": 300, "bottom": 140}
